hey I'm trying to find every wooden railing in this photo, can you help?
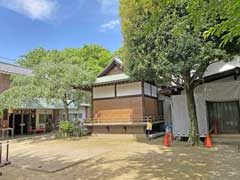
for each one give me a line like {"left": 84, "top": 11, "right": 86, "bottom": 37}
{"left": 84, "top": 116, "right": 164, "bottom": 124}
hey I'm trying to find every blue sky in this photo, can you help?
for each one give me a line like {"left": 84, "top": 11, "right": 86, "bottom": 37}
{"left": 0, "top": 0, "right": 122, "bottom": 63}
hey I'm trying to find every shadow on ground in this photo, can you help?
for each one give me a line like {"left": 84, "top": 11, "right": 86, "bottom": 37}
{"left": 1, "top": 136, "right": 240, "bottom": 180}
{"left": 63, "top": 142, "right": 240, "bottom": 180}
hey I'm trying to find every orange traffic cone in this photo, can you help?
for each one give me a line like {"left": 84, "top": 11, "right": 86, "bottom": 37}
{"left": 163, "top": 132, "right": 169, "bottom": 147}
{"left": 169, "top": 130, "right": 173, "bottom": 143}
{"left": 205, "top": 133, "right": 213, "bottom": 148}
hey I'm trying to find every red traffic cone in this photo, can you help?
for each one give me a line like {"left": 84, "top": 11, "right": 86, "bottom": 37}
{"left": 163, "top": 132, "right": 169, "bottom": 147}
{"left": 205, "top": 133, "right": 213, "bottom": 148}
{"left": 169, "top": 130, "right": 173, "bottom": 143}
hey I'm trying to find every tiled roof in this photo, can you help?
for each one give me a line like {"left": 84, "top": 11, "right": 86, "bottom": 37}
{"left": 0, "top": 61, "right": 33, "bottom": 75}
{"left": 94, "top": 73, "right": 130, "bottom": 85}
{"left": 16, "top": 99, "right": 90, "bottom": 109}
{"left": 204, "top": 57, "right": 240, "bottom": 77}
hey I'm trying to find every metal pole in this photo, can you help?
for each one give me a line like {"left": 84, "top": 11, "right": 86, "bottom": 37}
{"left": 6, "top": 141, "right": 9, "bottom": 162}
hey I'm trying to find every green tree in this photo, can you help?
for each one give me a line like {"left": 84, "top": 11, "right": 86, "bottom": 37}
{"left": 18, "top": 45, "right": 113, "bottom": 76}
{"left": 120, "top": 0, "right": 227, "bottom": 145}
{"left": 113, "top": 47, "right": 124, "bottom": 59}
{"left": 187, "top": 0, "right": 240, "bottom": 47}
{"left": 0, "top": 61, "right": 94, "bottom": 121}
{"left": 18, "top": 47, "right": 48, "bottom": 68}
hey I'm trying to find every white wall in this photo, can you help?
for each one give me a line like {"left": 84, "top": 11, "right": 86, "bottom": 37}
{"left": 172, "top": 79, "right": 240, "bottom": 137}
{"left": 93, "top": 82, "right": 158, "bottom": 98}
{"left": 117, "top": 82, "right": 142, "bottom": 96}
{"left": 93, "top": 86, "right": 115, "bottom": 99}
{"left": 159, "top": 95, "right": 172, "bottom": 124}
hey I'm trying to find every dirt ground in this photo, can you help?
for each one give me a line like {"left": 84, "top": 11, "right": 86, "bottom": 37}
{"left": 0, "top": 134, "right": 240, "bottom": 180}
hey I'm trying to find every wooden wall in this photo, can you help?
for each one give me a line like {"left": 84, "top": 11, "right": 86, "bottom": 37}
{"left": 105, "top": 65, "right": 122, "bottom": 76}
{"left": 143, "top": 96, "right": 159, "bottom": 118}
{"left": 93, "top": 96, "right": 144, "bottom": 123}
{"left": 92, "top": 81, "right": 160, "bottom": 123}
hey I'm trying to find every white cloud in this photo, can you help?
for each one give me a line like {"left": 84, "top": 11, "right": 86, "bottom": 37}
{"left": 0, "top": 0, "right": 59, "bottom": 21}
{"left": 100, "top": 19, "right": 120, "bottom": 32}
{"left": 97, "top": 0, "right": 118, "bottom": 15}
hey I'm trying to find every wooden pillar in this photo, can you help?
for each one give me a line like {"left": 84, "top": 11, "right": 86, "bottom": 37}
{"left": 114, "top": 83, "right": 117, "bottom": 97}
{"left": 156, "top": 86, "right": 160, "bottom": 118}
{"left": 21, "top": 112, "right": 23, "bottom": 135}
{"left": 12, "top": 114, "right": 15, "bottom": 136}
{"left": 141, "top": 80, "right": 145, "bottom": 120}
{"left": 30, "top": 110, "right": 32, "bottom": 128}
{"left": 85, "top": 106, "right": 88, "bottom": 120}
{"left": 7, "top": 110, "right": 9, "bottom": 128}
{"left": 91, "top": 87, "right": 93, "bottom": 119}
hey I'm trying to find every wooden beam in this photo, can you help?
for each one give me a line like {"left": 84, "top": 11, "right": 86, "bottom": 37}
{"left": 93, "top": 94, "right": 143, "bottom": 101}
{"left": 114, "top": 83, "right": 117, "bottom": 97}
{"left": 141, "top": 80, "right": 145, "bottom": 117}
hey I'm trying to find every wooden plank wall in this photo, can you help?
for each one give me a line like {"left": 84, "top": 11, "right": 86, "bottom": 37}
{"left": 93, "top": 96, "right": 144, "bottom": 123}
{"left": 143, "top": 96, "right": 159, "bottom": 118}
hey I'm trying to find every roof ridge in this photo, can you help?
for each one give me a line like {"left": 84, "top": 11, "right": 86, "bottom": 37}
{"left": 97, "top": 56, "right": 123, "bottom": 77}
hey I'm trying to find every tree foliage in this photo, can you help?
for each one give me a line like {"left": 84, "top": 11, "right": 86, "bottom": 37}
{"left": 1, "top": 44, "right": 113, "bottom": 120}
{"left": 187, "top": 0, "right": 240, "bottom": 47}
{"left": 120, "top": 0, "right": 227, "bottom": 145}
{"left": 18, "top": 44, "right": 113, "bottom": 76}
{"left": 0, "top": 61, "right": 94, "bottom": 121}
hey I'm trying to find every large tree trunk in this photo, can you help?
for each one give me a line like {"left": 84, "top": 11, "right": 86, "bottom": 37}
{"left": 63, "top": 101, "right": 70, "bottom": 121}
{"left": 63, "top": 93, "right": 70, "bottom": 121}
{"left": 184, "top": 77, "right": 201, "bottom": 145}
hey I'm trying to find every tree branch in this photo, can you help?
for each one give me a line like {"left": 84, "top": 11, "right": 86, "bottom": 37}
{"left": 67, "top": 99, "right": 75, "bottom": 106}
{"left": 161, "top": 74, "right": 184, "bottom": 87}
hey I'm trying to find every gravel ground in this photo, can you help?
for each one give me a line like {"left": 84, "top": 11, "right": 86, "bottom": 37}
{"left": 0, "top": 134, "right": 240, "bottom": 180}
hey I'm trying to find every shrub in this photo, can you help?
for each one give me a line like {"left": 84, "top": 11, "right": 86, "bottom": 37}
{"left": 59, "top": 120, "right": 73, "bottom": 135}
{"left": 58, "top": 120, "right": 89, "bottom": 138}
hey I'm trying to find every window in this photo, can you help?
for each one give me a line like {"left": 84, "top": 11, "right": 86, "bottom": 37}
{"left": 69, "top": 113, "right": 78, "bottom": 121}
{"left": 69, "top": 113, "right": 83, "bottom": 121}
{"left": 39, "top": 114, "right": 52, "bottom": 124}
{"left": 79, "top": 113, "right": 83, "bottom": 119}
{"left": 59, "top": 114, "right": 65, "bottom": 121}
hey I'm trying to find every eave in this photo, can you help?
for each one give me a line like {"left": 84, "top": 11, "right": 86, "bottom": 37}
{"left": 203, "top": 67, "right": 240, "bottom": 83}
